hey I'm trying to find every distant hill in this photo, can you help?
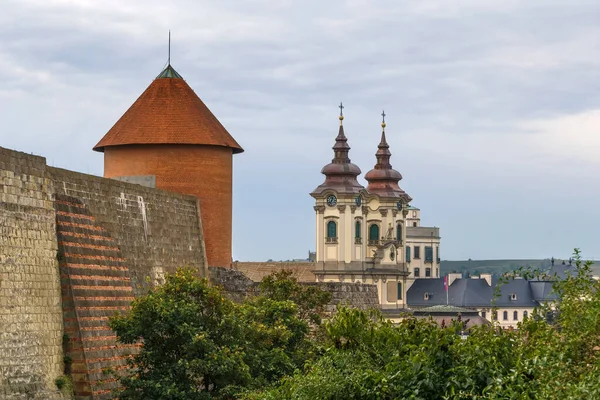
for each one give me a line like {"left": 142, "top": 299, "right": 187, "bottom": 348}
{"left": 440, "top": 259, "right": 550, "bottom": 277}
{"left": 441, "top": 259, "right": 600, "bottom": 277}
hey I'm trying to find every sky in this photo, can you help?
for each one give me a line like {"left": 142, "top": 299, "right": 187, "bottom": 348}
{"left": 1, "top": 0, "right": 599, "bottom": 261}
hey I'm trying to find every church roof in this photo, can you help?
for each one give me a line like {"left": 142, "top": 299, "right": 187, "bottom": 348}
{"left": 93, "top": 64, "right": 243, "bottom": 153}
{"left": 364, "top": 117, "right": 411, "bottom": 201}
{"left": 311, "top": 107, "right": 364, "bottom": 196}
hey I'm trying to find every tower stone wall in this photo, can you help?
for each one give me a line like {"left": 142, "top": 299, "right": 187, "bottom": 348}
{"left": 94, "top": 64, "right": 243, "bottom": 269}
{"left": 103, "top": 144, "right": 232, "bottom": 268}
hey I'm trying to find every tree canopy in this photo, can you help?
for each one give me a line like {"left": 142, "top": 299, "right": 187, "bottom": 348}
{"left": 110, "top": 251, "right": 600, "bottom": 399}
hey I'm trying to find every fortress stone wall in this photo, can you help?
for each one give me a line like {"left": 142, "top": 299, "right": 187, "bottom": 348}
{"left": 0, "top": 146, "right": 380, "bottom": 400}
{"left": 232, "top": 261, "right": 317, "bottom": 282}
{"left": 0, "top": 147, "right": 207, "bottom": 399}
{"left": 0, "top": 147, "right": 64, "bottom": 400}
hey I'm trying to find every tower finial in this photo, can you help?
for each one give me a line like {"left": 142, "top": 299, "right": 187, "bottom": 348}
{"left": 381, "top": 110, "right": 386, "bottom": 130}
{"left": 168, "top": 30, "right": 171, "bottom": 65}
{"left": 339, "top": 102, "right": 344, "bottom": 125}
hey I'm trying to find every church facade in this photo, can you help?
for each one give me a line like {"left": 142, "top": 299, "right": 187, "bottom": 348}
{"left": 310, "top": 107, "right": 441, "bottom": 309}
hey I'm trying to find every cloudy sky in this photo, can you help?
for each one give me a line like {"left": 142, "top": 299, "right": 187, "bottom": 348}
{"left": 1, "top": 0, "right": 599, "bottom": 261}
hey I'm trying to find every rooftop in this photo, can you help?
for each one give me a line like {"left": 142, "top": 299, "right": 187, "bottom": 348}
{"left": 93, "top": 64, "right": 243, "bottom": 153}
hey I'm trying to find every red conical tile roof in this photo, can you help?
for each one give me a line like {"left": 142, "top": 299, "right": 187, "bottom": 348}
{"left": 93, "top": 65, "right": 243, "bottom": 153}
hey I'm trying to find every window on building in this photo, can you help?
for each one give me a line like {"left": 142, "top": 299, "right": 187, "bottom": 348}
{"left": 413, "top": 222, "right": 417, "bottom": 227}
{"left": 492, "top": 311, "right": 497, "bottom": 321}
{"left": 386, "top": 281, "right": 402, "bottom": 302}
{"left": 326, "top": 221, "right": 337, "bottom": 243}
{"left": 436, "top": 246, "right": 440, "bottom": 264}
{"left": 481, "top": 311, "right": 487, "bottom": 319}
{"left": 436, "top": 268, "right": 439, "bottom": 277}
{"left": 355, "top": 221, "right": 361, "bottom": 244}
{"left": 396, "top": 224, "right": 402, "bottom": 242}
{"left": 523, "top": 310, "right": 528, "bottom": 319}
{"left": 425, "top": 268, "right": 431, "bottom": 277}
{"left": 425, "top": 246, "right": 433, "bottom": 263}
{"left": 414, "top": 267, "right": 420, "bottom": 277}
{"left": 368, "top": 224, "right": 379, "bottom": 244}
{"left": 414, "top": 246, "right": 421, "bottom": 259}
{"left": 513, "top": 311, "right": 518, "bottom": 321}
{"left": 406, "top": 246, "right": 411, "bottom": 263}
{"left": 503, "top": 311, "right": 508, "bottom": 321}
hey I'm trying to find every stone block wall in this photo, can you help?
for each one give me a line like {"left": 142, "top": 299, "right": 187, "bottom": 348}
{"left": 210, "top": 267, "right": 380, "bottom": 313}
{"left": 307, "top": 282, "right": 381, "bottom": 313}
{"left": 0, "top": 148, "right": 64, "bottom": 399}
{"left": 0, "top": 146, "right": 209, "bottom": 400}
{"left": 232, "top": 261, "right": 316, "bottom": 282}
{"left": 48, "top": 166, "right": 207, "bottom": 297}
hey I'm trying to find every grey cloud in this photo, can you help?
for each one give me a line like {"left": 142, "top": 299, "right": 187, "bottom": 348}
{"left": 1, "top": 0, "right": 599, "bottom": 261}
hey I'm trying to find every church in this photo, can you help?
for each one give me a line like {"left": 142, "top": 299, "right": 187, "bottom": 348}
{"left": 310, "top": 105, "right": 441, "bottom": 309}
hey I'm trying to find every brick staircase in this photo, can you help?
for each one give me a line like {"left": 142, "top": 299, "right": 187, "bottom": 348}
{"left": 56, "top": 194, "right": 139, "bottom": 399}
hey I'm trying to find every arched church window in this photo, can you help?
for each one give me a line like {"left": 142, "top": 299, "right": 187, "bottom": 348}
{"left": 326, "top": 221, "right": 337, "bottom": 243}
{"left": 523, "top": 310, "right": 528, "bottom": 319}
{"left": 368, "top": 224, "right": 379, "bottom": 245}
{"left": 396, "top": 224, "right": 402, "bottom": 242}
{"left": 355, "top": 221, "right": 362, "bottom": 244}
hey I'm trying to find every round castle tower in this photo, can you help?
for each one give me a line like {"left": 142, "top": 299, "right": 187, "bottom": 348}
{"left": 93, "top": 63, "right": 243, "bottom": 268}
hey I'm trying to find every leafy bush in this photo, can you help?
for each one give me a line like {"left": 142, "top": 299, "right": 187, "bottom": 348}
{"left": 247, "top": 250, "right": 600, "bottom": 399}
{"left": 110, "top": 268, "right": 330, "bottom": 399}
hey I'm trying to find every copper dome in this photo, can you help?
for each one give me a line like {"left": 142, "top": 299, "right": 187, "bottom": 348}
{"left": 365, "top": 129, "right": 411, "bottom": 201}
{"left": 312, "top": 122, "right": 364, "bottom": 196}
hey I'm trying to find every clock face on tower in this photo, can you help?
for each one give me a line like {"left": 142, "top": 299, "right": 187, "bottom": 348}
{"left": 396, "top": 201, "right": 403, "bottom": 210}
{"left": 326, "top": 195, "right": 338, "bottom": 207}
{"left": 355, "top": 196, "right": 362, "bottom": 206}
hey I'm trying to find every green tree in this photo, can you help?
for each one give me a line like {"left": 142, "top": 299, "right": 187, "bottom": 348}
{"left": 110, "top": 269, "right": 249, "bottom": 399}
{"left": 247, "top": 250, "right": 600, "bottom": 400}
{"left": 109, "top": 268, "right": 331, "bottom": 399}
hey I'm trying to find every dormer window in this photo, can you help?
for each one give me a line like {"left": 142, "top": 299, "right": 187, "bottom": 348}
{"left": 424, "top": 292, "right": 430, "bottom": 301}
{"left": 510, "top": 293, "right": 517, "bottom": 301}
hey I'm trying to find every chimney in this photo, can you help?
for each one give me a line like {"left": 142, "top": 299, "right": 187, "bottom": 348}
{"left": 448, "top": 273, "right": 462, "bottom": 286}
{"left": 480, "top": 273, "right": 492, "bottom": 286}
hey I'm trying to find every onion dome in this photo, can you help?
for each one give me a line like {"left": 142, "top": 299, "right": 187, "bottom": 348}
{"left": 364, "top": 112, "right": 412, "bottom": 201}
{"left": 311, "top": 104, "right": 364, "bottom": 195}
{"left": 93, "top": 63, "right": 243, "bottom": 154}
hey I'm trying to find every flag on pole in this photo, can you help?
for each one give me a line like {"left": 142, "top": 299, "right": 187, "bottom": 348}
{"left": 444, "top": 275, "right": 449, "bottom": 305}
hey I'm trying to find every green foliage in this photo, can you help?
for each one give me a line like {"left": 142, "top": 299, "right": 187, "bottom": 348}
{"left": 257, "top": 270, "right": 332, "bottom": 325}
{"left": 55, "top": 375, "right": 73, "bottom": 394}
{"left": 110, "top": 268, "right": 330, "bottom": 399}
{"left": 247, "top": 250, "right": 600, "bottom": 400}
{"left": 111, "top": 251, "right": 600, "bottom": 399}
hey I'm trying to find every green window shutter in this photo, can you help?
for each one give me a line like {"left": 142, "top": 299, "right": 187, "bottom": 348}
{"left": 396, "top": 224, "right": 402, "bottom": 241}
{"left": 397, "top": 282, "right": 402, "bottom": 300}
{"left": 406, "top": 246, "right": 411, "bottom": 263}
{"left": 355, "top": 221, "right": 361, "bottom": 238}
{"left": 327, "top": 221, "right": 337, "bottom": 238}
{"left": 425, "top": 246, "right": 433, "bottom": 263}
{"left": 369, "top": 224, "right": 379, "bottom": 241}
